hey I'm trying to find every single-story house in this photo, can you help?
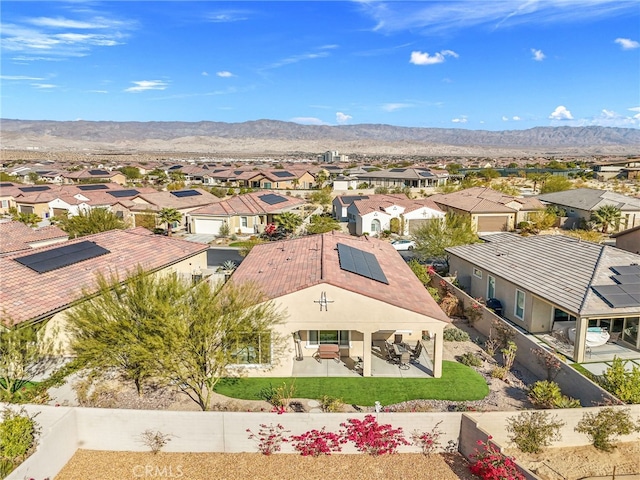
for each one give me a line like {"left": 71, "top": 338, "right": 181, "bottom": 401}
{"left": 0, "top": 228, "right": 209, "bottom": 353}
{"left": 447, "top": 234, "right": 640, "bottom": 362}
{"left": 187, "top": 191, "right": 307, "bottom": 235}
{"left": 537, "top": 188, "right": 640, "bottom": 231}
{"left": 62, "top": 169, "right": 127, "bottom": 185}
{"left": 611, "top": 225, "right": 640, "bottom": 254}
{"left": 229, "top": 232, "right": 451, "bottom": 377}
{"left": 346, "top": 195, "right": 445, "bottom": 236}
{"left": 431, "top": 187, "right": 545, "bottom": 233}
{"left": 352, "top": 168, "right": 449, "bottom": 189}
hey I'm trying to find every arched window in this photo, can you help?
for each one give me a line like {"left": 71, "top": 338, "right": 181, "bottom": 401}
{"left": 370, "top": 219, "right": 381, "bottom": 232}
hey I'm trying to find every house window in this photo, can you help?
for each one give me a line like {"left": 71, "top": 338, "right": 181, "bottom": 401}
{"left": 308, "top": 330, "right": 350, "bottom": 347}
{"left": 0, "top": 200, "right": 8, "bottom": 208}
{"left": 515, "top": 290, "right": 525, "bottom": 320}
{"left": 370, "top": 219, "right": 381, "bottom": 233}
{"left": 264, "top": 182, "right": 272, "bottom": 189}
{"left": 487, "top": 275, "right": 495, "bottom": 299}
{"left": 473, "top": 268, "right": 482, "bottom": 279}
{"left": 241, "top": 216, "right": 248, "bottom": 227}
{"left": 230, "top": 332, "right": 272, "bottom": 365}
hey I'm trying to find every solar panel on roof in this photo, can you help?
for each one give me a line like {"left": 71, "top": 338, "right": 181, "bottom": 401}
{"left": 337, "top": 243, "right": 389, "bottom": 284}
{"left": 272, "top": 171, "right": 295, "bottom": 178}
{"left": 592, "top": 285, "right": 640, "bottom": 308}
{"left": 612, "top": 274, "right": 640, "bottom": 285}
{"left": 88, "top": 169, "right": 110, "bottom": 175}
{"left": 78, "top": 184, "right": 109, "bottom": 191}
{"left": 611, "top": 265, "right": 640, "bottom": 275}
{"left": 389, "top": 168, "right": 406, "bottom": 173}
{"left": 339, "top": 196, "right": 369, "bottom": 204}
{"left": 14, "top": 240, "right": 110, "bottom": 274}
{"left": 18, "top": 186, "right": 50, "bottom": 193}
{"left": 619, "top": 283, "right": 640, "bottom": 295}
{"left": 168, "top": 165, "right": 182, "bottom": 170}
{"left": 107, "top": 189, "right": 140, "bottom": 197}
{"left": 0, "top": 183, "right": 13, "bottom": 187}
{"left": 171, "top": 189, "right": 202, "bottom": 198}
{"left": 419, "top": 172, "right": 435, "bottom": 177}
{"left": 259, "top": 193, "right": 288, "bottom": 205}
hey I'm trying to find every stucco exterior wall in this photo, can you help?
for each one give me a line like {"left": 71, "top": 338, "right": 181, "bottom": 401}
{"left": 240, "top": 283, "right": 446, "bottom": 378}
{"left": 615, "top": 228, "right": 640, "bottom": 254}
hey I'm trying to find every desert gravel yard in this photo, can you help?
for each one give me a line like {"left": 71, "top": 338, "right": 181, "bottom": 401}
{"left": 54, "top": 451, "right": 476, "bottom": 480}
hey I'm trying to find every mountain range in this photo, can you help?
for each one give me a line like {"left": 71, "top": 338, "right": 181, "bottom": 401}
{"left": 1, "top": 119, "right": 639, "bottom": 156}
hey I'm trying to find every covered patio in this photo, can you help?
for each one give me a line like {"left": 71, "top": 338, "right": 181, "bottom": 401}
{"left": 291, "top": 339, "right": 434, "bottom": 378}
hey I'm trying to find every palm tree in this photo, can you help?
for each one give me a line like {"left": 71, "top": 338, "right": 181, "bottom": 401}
{"left": 590, "top": 205, "right": 622, "bottom": 234}
{"left": 273, "top": 212, "right": 303, "bottom": 234}
{"left": 158, "top": 208, "right": 183, "bottom": 236}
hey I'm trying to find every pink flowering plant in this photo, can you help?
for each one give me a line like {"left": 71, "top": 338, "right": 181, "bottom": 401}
{"left": 290, "top": 428, "right": 344, "bottom": 456}
{"left": 339, "top": 414, "right": 409, "bottom": 456}
{"left": 469, "top": 437, "right": 525, "bottom": 480}
{"left": 411, "top": 421, "right": 443, "bottom": 455}
{"left": 246, "top": 423, "right": 290, "bottom": 455}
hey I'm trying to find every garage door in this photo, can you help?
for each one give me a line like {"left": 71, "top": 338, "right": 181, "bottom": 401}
{"left": 408, "top": 218, "right": 433, "bottom": 234}
{"left": 477, "top": 215, "right": 509, "bottom": 232}
{"left": 193, "top": 218, "right": 223, "bottom": 235}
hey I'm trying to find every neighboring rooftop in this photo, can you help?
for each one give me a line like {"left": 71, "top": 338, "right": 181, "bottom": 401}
{"left": 188, "top": 191, "right": 305, "bottom": 215}
{"left": 447, "top": 234, "right": 640, "bottom": 316}
{"left": 431, "top": 187, "right": 544, "bottom": 213}
{"left": 538, "top": 188, "right": 640, "bottom": 211}
{"left": 0, "top": 228, "right": 209, "bottom": 325}
{"left": 0, "top": 221, "right": 68, "bottom": 254}
{"left": 231, "top": 231, "right": 450, "bottom": 322}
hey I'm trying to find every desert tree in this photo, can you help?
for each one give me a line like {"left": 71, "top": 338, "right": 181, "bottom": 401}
{"left": 0, "top": 321, "right": 55, "bottom": 399}
{"left": 157, "top": 208, "right": 182, "bottom": 236}
{"left": 53, "top": 207, "right": 127, "bottom": 238}
{"left": 412, "top": 212, "right": 479, "bottom": 263}
{"left": 305, "top": 215, "right": 341, "bottom": 234}
{"left": 66, "top": 267, "right": 177, "bottom": 395}
{"left": 273, "top": 212, "right": 303, "bottom": 234}
{"left": 154, "top": 279, "right": 286, "bottom": 411}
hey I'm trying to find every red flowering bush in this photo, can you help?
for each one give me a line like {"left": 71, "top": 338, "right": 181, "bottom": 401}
{"left": 290, "top": 428, "right": 344, "bottom": 456}
{"left": 246, "top": 423, "right": 290, "bottom": 455}
{"left": 411, "top": 421, "right": 443, "bottom": 455}
{"left": 339, "top": 414, "right": 409, "bottom": 456}
{"left": 469, "top": 437, "right": 525, "bottom": 480}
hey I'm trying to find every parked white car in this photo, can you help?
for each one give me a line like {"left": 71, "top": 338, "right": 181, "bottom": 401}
{"left": 391, "top": 239, "right": 416, "bottom": 251}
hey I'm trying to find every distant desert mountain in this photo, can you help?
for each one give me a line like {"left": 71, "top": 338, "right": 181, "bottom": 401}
{"left": 1, "top": 119, "right": 639, "bottom": 156}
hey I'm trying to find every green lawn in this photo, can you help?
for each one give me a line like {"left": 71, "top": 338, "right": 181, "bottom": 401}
{"left": 214, "top": 361, "right": 488, "bottom": 406}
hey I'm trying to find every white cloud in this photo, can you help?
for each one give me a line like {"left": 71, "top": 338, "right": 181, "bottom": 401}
{"left": 336, "top": 112, "right": 352, "bottom": 124}
{"left": 513, "top": 116, "right": 521, "bottom": 121}
{"left": 264, "top": 51, "right": 330, "bottom": 70}
{"left": 381, "top": 103, "right": 412, "bottom": 112}
{"left": 290, "top": 117, "right": 327, "bottom": 125}
{"left": 549, "top": 105, "right": 573, "bottom": 120}
{"left": 89, "top": 90, "right": 108, "bottom": 94}
{"left": 201, "top": 71, "right": 209, "bottom": 76}
{"left": 124, "top": 80, "right": 168, "bottom": 93}
{"left": 27, "top": 16, "right": 128, "bottom": 30}
{"left": 615, "top": 38, "right": 640, "bottom": 50}
{"left": 206, "top": 10, "right": 251, "bottom": 23}
{"left": 410, "top": 49, "right": 458, "bottom": 65}
{"left": 501, "top": 116, "right": 509, "bottom": 121}
{"left": 451, "top": 116, "right": 468, "bottom": 123}
{"left": 216, "top": 71, "right": 234, "bottom": 78}
{"left": 531, "top": 48, "right": 545, "bottom": 61}
{"left": 32, "top": 83, "right": 56, "bottom": 89}
{"left": 0, "top": 75, "right": 45, "bottom": 80}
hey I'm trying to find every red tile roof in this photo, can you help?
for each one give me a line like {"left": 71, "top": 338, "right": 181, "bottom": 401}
{"left": 0, "top": 222, "right": 68, "bottom": 254}
{"left": 189, "top": 191, "right": 305, "bottom": 215}
{"left": 231, "top": 232, "right": 450, "bottom": 322}
{"left": 0, "top": 228, "right": 208, "bottom": 325}
{"left": 430, "top": 187, "right": 544, "bottom": 213}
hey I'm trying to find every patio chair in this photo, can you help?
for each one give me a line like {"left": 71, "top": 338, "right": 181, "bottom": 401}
{"left": 384, "top": 342, "right": 399, "bottom": 364}
{"left": 398, "top": 351, "right": 411, "bottom": 370}
{"left": 410, "top": 341, "right": 423, "bottom": 363}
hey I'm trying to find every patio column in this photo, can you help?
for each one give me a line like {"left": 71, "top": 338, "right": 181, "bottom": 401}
{"left": 362, "top": 330, "right": 372, "bottom": 377}
{"left": 432, "top": 332, "right": 443, "bottom": 378}
{"left": 573, "top": 317, "right": 588, "bottom": 363}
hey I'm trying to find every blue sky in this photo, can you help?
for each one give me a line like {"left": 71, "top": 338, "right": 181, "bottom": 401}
{"left": 1, "top": 1, "right": 639, "bottom": 130}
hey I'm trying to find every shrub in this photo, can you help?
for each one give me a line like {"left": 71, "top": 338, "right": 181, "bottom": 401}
{"left": 528, "top": 380, "right": 562, "bottom": 409}
{"left": 469, "top": 437, "right": 525, "bottom": 480}
{"left": 501, "top": 341, "right": 517, "bottom": 372}
{"left": 319, "top": 395, "right": 343, "bottom": 413}
{"left": 490, "top": 366, "right": 508, "bottom": 380}
{"left": 0, "top": 407, "right": 40, "bottom": 476}
{"left": 464, "top": 301, "right": 484, "bottom": 325}
{"left": 138, "top": 429, "right": 173, "bottom": 455}
{"left": 290, "top": 428, "right": 343, "bottom": 456}
{"left": 600, "top": 357, "right": 640, "bottom": 404}
{"left": 575, "top": 407, "right": 639, "bottom": 452}
{"left": 443, "top": 327, "right": 470, "bottom": 342}
{"left": 411, "top": 421, "right": 443, "bottom": 455}
{"left": 246, "top": 423, "right": 290, "bottom": 455}
{"left": 506, "top": 411, "right": 564, "bottom": 453}
{"left": 531, "top": 347, "right": 562, "bottom": 381}
{"left": 339, "top": 414, "right": 409, "bottom": 456}
{"left": 217, "top": 221, "right": 230, "bottom": 238}
{"left": 458, "top": 352, "right": 483, "bottom": 367}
